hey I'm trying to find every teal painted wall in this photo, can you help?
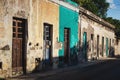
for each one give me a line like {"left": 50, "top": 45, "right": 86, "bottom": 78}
{"left": 66, "top": 0, "right": 78, "bottom": 7}
{"left": 59, "top": 5, "right": 79, "bottom": 57}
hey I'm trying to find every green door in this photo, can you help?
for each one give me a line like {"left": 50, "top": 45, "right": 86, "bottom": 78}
{"left": 83, "top": 32, "right": 87, "bottom": 61}
{"left": 106, "top": 38, "right": 108, "bottom": 57}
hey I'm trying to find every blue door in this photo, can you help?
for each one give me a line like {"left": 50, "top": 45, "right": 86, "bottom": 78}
{"left": 83, "top": 32, "right": 87, "bottom": 61}
{"left": 43, "top": 23, "right": 53, "bottom": 66}
{"left": 106, "top": 38, "right": 108, "bottom": 57}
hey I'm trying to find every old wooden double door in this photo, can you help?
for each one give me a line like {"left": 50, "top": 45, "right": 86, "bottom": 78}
{"left": 12, "top": 18, "right": 26, "bottom": 74}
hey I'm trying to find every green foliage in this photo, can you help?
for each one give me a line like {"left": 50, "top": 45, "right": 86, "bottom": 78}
{"left": 105, "top": 17, "right": 120, "bottom": 39}
{"left": 72, "top": 0, "right": 120, "bottom": 39}
{"left": 72, "top": 0, "right": 109, "bottom": 18}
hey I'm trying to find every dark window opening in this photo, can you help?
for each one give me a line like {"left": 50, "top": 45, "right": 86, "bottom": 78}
{"left": 13, "top": 21, "right": 16, "bottom": 26}
{"left": 43, "top": 23, "right": 52, "bottom": 40}
{"left": 0, "top": 62, "right": 2, "bottom": 69}
{"left": 18, "top": 34, "right": 23, "bottom": 38}
{"left": 13, "top": 33, "right": 16, "bottom": 37}
{"left": 18, "top": 28, "right": 23, "bottom": 32}
{"left": 18, "top": 22, "right": 22, "bottom": 27}
{"left": 13, "top": 27, "right": 16, "bottom": 32}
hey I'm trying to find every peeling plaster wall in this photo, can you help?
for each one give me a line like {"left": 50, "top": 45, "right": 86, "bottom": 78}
{"left": 115, "top": 39, "right": 120, "bottom": 56}
{"left": 0, "top": 0, "right": 59, "bottom": 78}
{"left": 81, "top": 15, "right": 115, "bottom": 60}
{"left": 38, "top": 0, "right": 59, "bottom": 69}
{"left": 26, "top": 0, "right": 40, "bottom": 73}
{"left": 0, "top": 0, "right": 30, "bottom": 78}
{"left": 39, "top": 0, "right": 59, "bottom": 58}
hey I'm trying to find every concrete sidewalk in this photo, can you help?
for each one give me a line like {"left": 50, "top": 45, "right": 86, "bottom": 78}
{"left": 7, "top": 57, "right": 116, "bottom": 80}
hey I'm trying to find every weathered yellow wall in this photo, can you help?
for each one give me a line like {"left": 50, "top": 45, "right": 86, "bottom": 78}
{"left": 39, "top": 0, "right": 59, "bottom": 57}
{"left": 115, "top": 39, "right": 120, "bottom": 56}
{"left": 0, "top": 0, "right": 59, "bottom": 78}
{"left": 26, "top": 0, "right": 59, "bottom": 72}
{"left": 26, "top": 0, "right": 40, "bottom": 73}
{"left": 0, "top": 0, "right": 30, "bottom": 78}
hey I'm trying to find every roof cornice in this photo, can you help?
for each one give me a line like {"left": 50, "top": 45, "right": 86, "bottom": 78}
{"left": 79, "top": 7, "right": 115, "bottom": 29}
{"left": 49, "top": 0, "right": 79, "bottom": 12}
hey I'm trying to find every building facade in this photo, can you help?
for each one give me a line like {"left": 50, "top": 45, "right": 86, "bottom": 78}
{"left": 58, "top": 0, "right": 79, "bottom": 65}
{"left": 115, "top": 39, "right": 120, "bottom": 56}
{"left": 79, "top": 7, "right": 115, "bottom": 61}
{"left": 0, "top": 0, "right": 60, "bottom": 78}
{"left": 0, "top": 0, "right": 79, "bottom": 78}
{"left": 0, "top": 0, "right": 117, "bottom": 78}
{"left": 0, "top": 0, "right": 30, "bottom": 77}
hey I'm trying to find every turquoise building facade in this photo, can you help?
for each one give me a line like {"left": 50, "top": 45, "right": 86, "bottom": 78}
{"left": 59, "top": 0, "right": 79, "bottom": 65}
{"left": 66, "top": 0, "right": 78, "bottom": 6}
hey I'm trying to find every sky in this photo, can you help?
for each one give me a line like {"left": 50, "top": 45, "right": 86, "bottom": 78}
{"left": 106, "top": 0, "right": 120, "bottom": 20}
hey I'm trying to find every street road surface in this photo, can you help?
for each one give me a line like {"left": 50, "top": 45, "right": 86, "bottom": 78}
{"left": 39, "top": 59, "right": 120, "bottom": 80}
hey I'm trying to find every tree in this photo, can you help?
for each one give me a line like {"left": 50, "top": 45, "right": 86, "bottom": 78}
{"left": 71, "top": 0, "right": 120, "bottom": 39}
{"left": 72, "top": 0, "right": 109, "bottom": 18}
{"left": 105, "top": 17, "right": 120, "bottom": 39}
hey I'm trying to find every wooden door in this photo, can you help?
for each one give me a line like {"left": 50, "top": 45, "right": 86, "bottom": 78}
{"left": 97, "top": 35, "right": 99, "bottom": 58}
{"left": 102, "top": 37, "right": 104, "bottom": 56}
{"left": 64, "top": 28, "right": 70, "bottom": 64}
{"left": 12, "top": 18, "right": 26, "bottom": 73}
{"left": 91, "top": 34, "right": 94, "bottom": 58}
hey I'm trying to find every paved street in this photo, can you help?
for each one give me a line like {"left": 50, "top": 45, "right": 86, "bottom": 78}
{"left": 8, "top": 58, "right": 120, "bottom": 80}
{"left": 38, "top": 59, "right": 120, "bottom": 80}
